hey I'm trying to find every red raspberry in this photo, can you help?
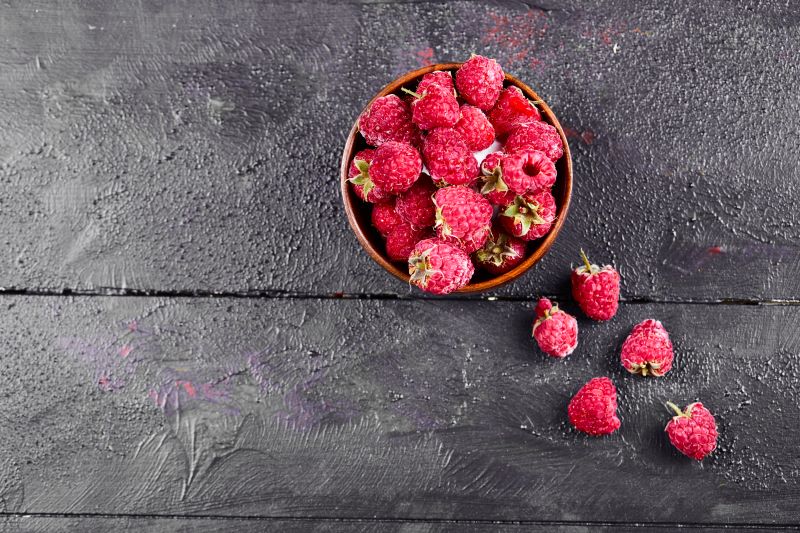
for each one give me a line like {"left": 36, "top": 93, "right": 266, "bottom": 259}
{"left": 404, "top": 83, "right": 459, "bottom": 130}
{"left": 571, "top": 250, "right": 621, "bottom": 321}
{"left": 385, "top": 223, "right": 429, "bottom": 262}
{"left": 532, "top": 297, "right": 578, "bottom": 358}
{"left": 408, "top": 238, "right": 474, "bottom": 294}
{"left": 473, "top": 230, "right": 526, "bottom": 275}
{"left": 455, "top": 55, "right": 504, "bottom": 111}
{"left": 501, "top": 149, "right": 556, "bottom": 195}
{"left": 371, "top": 200, "right": 404, "bottom": 236}
{"left": 348, "top": 149, "right": 391, "bottom": 204}
{"left": 396, "top": 173, "right": 436, "bottom": 229}
{"left": 423, "top": 128, "right": 479, "bottom": 187}
{"left": 568, "top": 377, "right": 621, "bottom": 436}
{"left": 433, "top": 186, "right": 493, "bottom": 254}
{"left": 369, "top": 141, "right": 422, "bottom": 194}
{"left": 453, "top": 105, "right": 495, "bottom": 151}
{"left": 499, "top": 190, "right": 556, "bottom": 241}
{"left": 620, "top": 319, "right": 674, "bottom": 377}
{"left": 505, "top": 121, "right": 564, "bottom": 162}
{"left": 358, "top": 94, "right": 419, "bottom": 147}
{"left": 488, "top": 86, "right": 542, "bottom": 139}
{"left": 665, "top": 402, "right": 718, "bottom": 460}
{"left": 417, "top": 70, "right": 455, "bottom": 95}
{"left": 478, "top": 152, "right": 516, "bottom": 205}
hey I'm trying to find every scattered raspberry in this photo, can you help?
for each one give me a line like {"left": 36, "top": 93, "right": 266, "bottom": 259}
{"left": 358, "top": 94, "right": 419, "bottom": 147}
{"left": 408, "top": 238, "right": 474, "bottom": 294}
{"left": 478, "top": 152, "right": 516, "bottom": 205}
{"left": 433, "top": 186, "right": 493, "bottom": 254}
{"left": 385, "top": 223, "right": 429, "bottom": 262}
{"left": 532, "top": 297, "right": 578, "bottom": 358}
{"left": 348, "top": 149, "right": 392, "bottom": 203}
{"left": 568, "top": 377, "right": 621, "bottom": 436}
{"left": 571, "top": 249, "right": 621, "bottom": 321}
{"left": 404, "top": 83, "right": 459, "bottom": 130}
{"left": 422, "top": 128, "right": 479, "bottom": 186}
{"left": 505, "top": 121, "right": 564, "bottom": 162}
{"left": 487, "top": 86, "right": 542, "bottom": 139}
{"left": 455, "top": 55, "right": 504, "bottom": 111}
{"left": 620, "top": 319, "right": 674, "bottom": 377}
{"left": 499, "top": 190, "right": 556, "bottom": 241}
{"left": 665, "top": 402, "right": 718, "bottom": 460}
{"left": 417, "top": 70, "right": 455, "bottom": 95}
{"left": 454, "top": 105, "right": 495, "bottom": 151}
{"left": 473, "top": 229, "right": 526, "bottom": 275}
{"left": 396, "top": 173, "right": 437, "bottom": 229}
{"left": 369, "top": 141, "right": 422, "bottom": 194}
{"left": 371, "top": 201, "right": 404, "bottom": 236}
{"left": 501, "top": 149, "right": 556, "bottom": 195}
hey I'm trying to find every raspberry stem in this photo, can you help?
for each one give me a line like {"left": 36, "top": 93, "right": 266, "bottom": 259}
{"left": 401, "top": 87, "right": 422, "bottom": 99}
{"left": 665, "top": 401, "right": 687, "bottom": 418}
{"left": 579, "top": 249, "right": 593, "bottom": 272}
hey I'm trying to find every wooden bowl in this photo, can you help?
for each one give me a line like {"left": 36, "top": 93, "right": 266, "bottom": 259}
{"left": 340, "top": 63, "right": 573, "bottom": 293}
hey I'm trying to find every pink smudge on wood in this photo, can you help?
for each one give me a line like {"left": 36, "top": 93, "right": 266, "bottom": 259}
{"left": 564, "top": 127, "right": 597, "bottom": 145}
{"left": 416, "top": 47, "right": 434, "bottom": 66}
{"left": 482, "top": 10, "right": 549, "bottom": 71}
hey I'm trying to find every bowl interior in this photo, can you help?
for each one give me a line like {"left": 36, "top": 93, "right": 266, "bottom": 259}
{"left": 341, "top": 63, "right": 572, "bottom": 293}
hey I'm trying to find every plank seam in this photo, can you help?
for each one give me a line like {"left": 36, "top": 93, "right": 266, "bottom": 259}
{"left": 0, "top": 287, "right": 797, "bottom": 305}
{"left": 0, "top": 512, "right": 797, "bottom": 529}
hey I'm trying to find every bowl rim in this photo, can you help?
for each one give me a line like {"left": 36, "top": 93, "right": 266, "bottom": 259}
{"left": 340, "top": 62, "right": 573, "bottom": 293}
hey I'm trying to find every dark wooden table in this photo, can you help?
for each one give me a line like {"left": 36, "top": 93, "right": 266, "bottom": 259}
{"left": 1, "top": 1, "right": 799, "bottom": 531}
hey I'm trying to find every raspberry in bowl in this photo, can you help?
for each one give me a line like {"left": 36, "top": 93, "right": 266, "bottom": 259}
{"left": 341, "top": 58, "right": 573, "bottom": 294}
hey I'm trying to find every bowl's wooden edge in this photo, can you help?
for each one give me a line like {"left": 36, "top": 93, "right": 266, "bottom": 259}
{"left": 340, "top": 63, "right": 573, "bottom": 294}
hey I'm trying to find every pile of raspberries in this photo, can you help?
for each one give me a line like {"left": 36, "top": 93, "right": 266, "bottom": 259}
{"left": 350, "top": 57, "right": 717, "bottom": 461}
{"left": 349, "top": 55, "right": 564, "bottom": 295}
{"left": 538, "top": 251, "right": 718, "bottom": 461}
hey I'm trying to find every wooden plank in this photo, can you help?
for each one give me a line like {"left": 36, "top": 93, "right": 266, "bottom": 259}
{"left": 0, "top": 295, "right": 798, "bottom": 524}
{"left": 0, "top": 1, "right": 798, "bottom": 300}
{"left": 0, "top": 516, "right": 781, "bottom": 533}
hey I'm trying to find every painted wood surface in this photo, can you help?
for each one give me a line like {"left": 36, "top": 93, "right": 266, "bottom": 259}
{"left": 0, "top": 296, "right": 798, "bottom": 527}
{"left": 0, "top": 0, "right": 798, "bottom": 301}
{"left": 1, "top": 0, "right": 799, "bottom": 530}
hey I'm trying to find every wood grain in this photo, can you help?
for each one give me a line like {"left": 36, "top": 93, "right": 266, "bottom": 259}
{"left": 0, "top": 0, "right": 798, "bottom": 300}
{"left": 1, "top": 295, "right": 798, "bottom": 525}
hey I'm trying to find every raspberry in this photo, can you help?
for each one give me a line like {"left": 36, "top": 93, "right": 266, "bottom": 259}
{"left": 404, "top": 83, "right": 459, "bottom": 130}
{"left": 532, "top": 297, "right": 578, "bottom": 358}
{"left": 620, "top": 319, "right": 674, "bottom": 377}
{"left": 408, "top": 238, "right": 474, "bottom": 294}
{"left": 505, "top": 121, "right": 564, "bottom": 162}
{"left": 433, "top": 186, "right": 493, "bottom": 254}
{"left": 417, "top": 70, "right": 455, "bottom": 95}
{"left": 371, "top": 200, "right": 404, "bottom": 236}
{"left": 396, "top": 173, "right": 436, "bottom": 229}
{"left": 665, "top": 402, "right": 718, "bottom": 460}
{"left": 478, "top": 152, "right": 516, "bottom": 205}
{"left": 453, "top": 105, "right": 495, "bottom": 151}
{"left": 369, "top": 141, "right": 422, "bottom": 194}
{"left": 499, "top": 190, "right": 556, "bottom": 241}
{"left": 455, "top": 55, "right": 504, "bottom": 111}
{"left": 359, "top": 94, "right": 419, "bottom": 147}
{"left": 568, "top": 377, "right": 621, "bottom": 436}
{"left": 473, "top": 229, "right": 526, "bottom": 275}
{"left": 501, "top": 149, "right": 556, "bottom": 195}
{"left": 571, "top": 250, "right": 621, "bottom": 321}
{"left": 423, "top": 128, "right": 479, "bottom": 187}
{"left": 385, "top": 223, "right": 429, "bottom": 262}
{"left": 348, "top": 149, "right": 391, "bottom": 203}
{"left": 488, "top": 86, "right": 542, "bottom": 140}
